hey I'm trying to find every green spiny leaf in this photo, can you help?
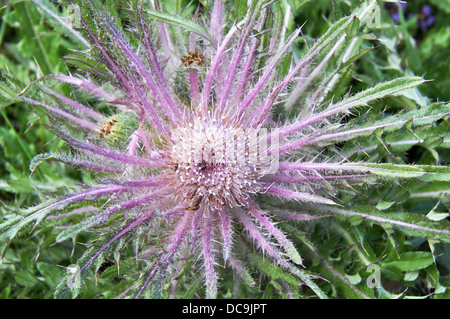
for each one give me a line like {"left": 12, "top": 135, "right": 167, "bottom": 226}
{"left": 145, "top": 9, "right": 214, "bottom": 44}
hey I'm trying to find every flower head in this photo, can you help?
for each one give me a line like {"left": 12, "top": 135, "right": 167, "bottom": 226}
{"left": 167, "top": 111, "right": 266, "bottom": 211}
{"left": 2, "top": 0, "right": 449, "bottom": 299}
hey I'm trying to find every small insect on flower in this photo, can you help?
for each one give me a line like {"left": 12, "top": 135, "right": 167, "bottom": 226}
{"left": 3, "top": 0, "right": 449, "bottom": 300}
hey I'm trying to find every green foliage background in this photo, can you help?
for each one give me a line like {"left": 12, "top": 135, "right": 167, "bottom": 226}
{"left": 0, "top": 0, "right": 449, "bottom": 299}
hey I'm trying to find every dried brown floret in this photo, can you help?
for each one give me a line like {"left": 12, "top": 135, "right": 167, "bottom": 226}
{"left": 181, "top": 50, "right": 204, "bottom": 67}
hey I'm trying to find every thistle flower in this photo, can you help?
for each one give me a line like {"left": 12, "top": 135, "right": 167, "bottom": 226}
{"left": 1, "top": 0, "right": 449, "bottom": 299}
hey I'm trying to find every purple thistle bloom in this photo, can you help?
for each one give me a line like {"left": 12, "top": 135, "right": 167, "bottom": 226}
{"left": 4, "top": 0, "right": 448, "bottom": 299}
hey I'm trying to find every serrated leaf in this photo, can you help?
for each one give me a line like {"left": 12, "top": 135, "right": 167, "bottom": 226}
{"left": 319, "top": 206, "right": 450, "bottom": 243}
{"left": 309, "top": 16, "right": 352, "bottom": 54}
{"left": 315, "top": 103, "right": 450, "bottom": 146}
{"left": 286, "top": 77, "right": 426, "bottom": 138}
{"left": 30, "top": 153, "right": 55, "bottom": 175}
{"left": 0, "top": 200, "right": 57, "bottom": 242}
